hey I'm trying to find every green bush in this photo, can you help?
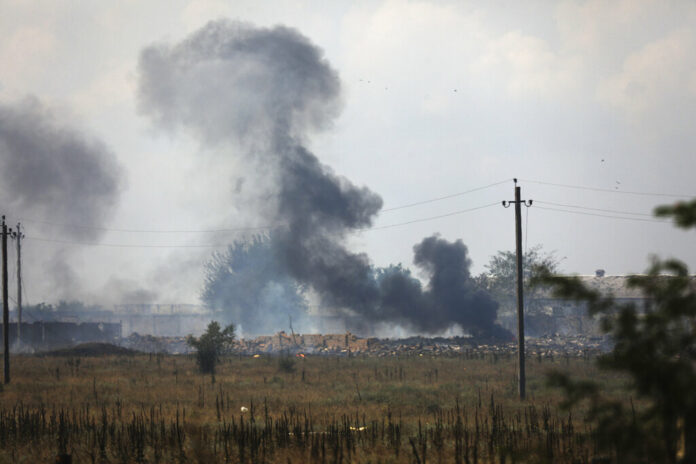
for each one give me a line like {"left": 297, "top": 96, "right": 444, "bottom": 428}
{"left": 186, "top": 321, "right": 235, "bottom": 375}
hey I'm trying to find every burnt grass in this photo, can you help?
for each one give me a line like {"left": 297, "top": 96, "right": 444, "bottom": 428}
{"left": 0, "top": 351, "right": 630, "bottom": 463}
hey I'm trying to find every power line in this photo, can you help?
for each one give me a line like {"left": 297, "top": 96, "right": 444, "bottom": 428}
{"left": 23, "top": 201, "right": 501, "bottom": 246}
{"left": 364, "top": 202, "right": 499, "bottom": 231}
{"left": 24, "top": 236, "right": 231, "bottom": 249}
{"left": 520, "top": 179, "right": 695, "bottom": 199}
{"left": 14, "top": 179, "right": 511, "bottom": 234}
{"left": 535, "top": 200, "right": 655, "bottom": 217}
{"left": 381, "top": 179, "right": 511, "bottom": 212}
{"left": 534, "top": 205, "right": 671, "bottom": 223}
{"left": 12, "top": 178, "right": 680, "bottom": 248}
{"left": 17, "top": 218, "right": 281, "bottom": 234}
{"left": 7, "top": 178, "right": 689, "bottom": 236}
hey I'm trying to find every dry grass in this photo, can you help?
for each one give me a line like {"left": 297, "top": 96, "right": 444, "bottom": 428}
{"left": 0, "top": 351, "right": 629, "bottom": 463}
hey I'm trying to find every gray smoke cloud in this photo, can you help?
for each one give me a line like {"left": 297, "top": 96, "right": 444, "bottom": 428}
{"left": 0, "top": 96, "right": 124, "bottom": 298}
{"left": 138, "top": 21, "right": 342, "bottom": 147}
{"left": 0, "top": 97, "right": 123, "bottom": 241}
{"left": 138, "top": 19, "right": 507, "bottom": 338}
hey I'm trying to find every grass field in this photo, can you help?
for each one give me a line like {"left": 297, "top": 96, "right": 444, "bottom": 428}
{"left": 0, "top": 351, "right": 630, "bottom": 463}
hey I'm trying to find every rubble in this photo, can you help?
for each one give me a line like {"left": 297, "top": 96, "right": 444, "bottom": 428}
{"left": 116, "top": 330, "right": 611, "bottom": 358}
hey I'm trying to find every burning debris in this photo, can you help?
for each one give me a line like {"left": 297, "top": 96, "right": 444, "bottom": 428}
{"left": 138, "top": 20, "right": 509, "bottom": 339}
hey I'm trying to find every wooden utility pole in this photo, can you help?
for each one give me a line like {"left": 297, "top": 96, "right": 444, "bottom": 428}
{"left": 14, "top": 223, "right": 23, "bottom": 347}
{"left": 502, "top": 179, "right": 532, "bottom": 400}
{"left": 1, "top": 216, "right": 9, "bottom": 384}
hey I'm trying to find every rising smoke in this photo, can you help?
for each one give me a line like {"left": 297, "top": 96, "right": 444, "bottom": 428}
{"left": 0, "top": 97, "right": 122, "bottom": 241}
{"left": 0, "top": 97, "right": 124, "bottom": 298}
{"left": 138, "top": 20, "right": 508, "bottom": 339}
{"left": 202, "top": 236, "right": 308, "bottom": 335}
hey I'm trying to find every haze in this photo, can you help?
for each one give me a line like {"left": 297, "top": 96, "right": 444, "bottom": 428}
{"left": 1, "top": 0, "right": 695, "bottom": 309}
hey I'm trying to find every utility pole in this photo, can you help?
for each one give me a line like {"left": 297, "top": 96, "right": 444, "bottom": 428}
{"left": 1, "top": 216, "right": 9, "bottom": 384}
{"left": 13, "top": 224, "right": 23, "bottom": 347}
{"left": 502, "top": 179, "right": 532, "bottom": 400}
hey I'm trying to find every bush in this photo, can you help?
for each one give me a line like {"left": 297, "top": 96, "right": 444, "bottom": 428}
{"left": 187, "top": 321, "right": 235, "bottom": 375}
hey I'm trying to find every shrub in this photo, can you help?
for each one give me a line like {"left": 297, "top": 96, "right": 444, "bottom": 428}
{"left": 187, "top": 321, "right": 235, "bottom": 375}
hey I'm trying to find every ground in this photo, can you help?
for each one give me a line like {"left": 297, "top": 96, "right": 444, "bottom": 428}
{"left": 0, "top": 350, "right": 630, "bottom": 463}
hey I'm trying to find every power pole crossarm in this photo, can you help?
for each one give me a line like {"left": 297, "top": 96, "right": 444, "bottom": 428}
{"left": 502, "top": 179, "right": 532, "bottom": 400}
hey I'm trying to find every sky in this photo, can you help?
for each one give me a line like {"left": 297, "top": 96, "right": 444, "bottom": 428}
{"left": 1, "top": 0, "right": 695, "bottom": 307}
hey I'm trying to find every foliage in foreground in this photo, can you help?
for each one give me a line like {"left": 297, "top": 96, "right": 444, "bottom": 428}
{"left": 535, "top": 199, "right": 696, "bottom": 463}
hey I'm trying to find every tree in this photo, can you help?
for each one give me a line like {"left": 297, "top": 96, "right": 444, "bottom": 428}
{"left": 201, "top": 235, "right": 308, "bottom": 334}
{"left": 187, "top": 321, "right": 235, "bottom": 375}
{"left": 477, "top": 245, "right": 561, "bottom": 332}
{"left": 533, "top": 200, "right": 696, "bottom": 463}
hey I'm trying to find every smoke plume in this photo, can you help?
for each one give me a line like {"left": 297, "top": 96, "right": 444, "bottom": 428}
{"left": 0, "top": 97, "right": 123, "bottom": 241}
{"left": 0, "top": 97, "right": 123, "bottom": 297}
{"left": 138, "top": 20, "right": 508, "bottom": 338}
{"left": 202, "top": 236, "right": 308, "bottom": 335}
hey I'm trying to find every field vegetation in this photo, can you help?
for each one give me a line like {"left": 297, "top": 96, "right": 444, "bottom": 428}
{"left": 0, "top": 350, "right": 629, "bottom": 463}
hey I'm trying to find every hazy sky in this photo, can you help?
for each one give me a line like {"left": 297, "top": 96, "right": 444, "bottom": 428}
{"left": 1, "top": 0, "right": 695, "bottom": 305}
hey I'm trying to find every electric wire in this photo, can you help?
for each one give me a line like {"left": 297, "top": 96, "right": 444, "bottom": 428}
{"left": 534, "top": 200, "right": 655, "bottom": 217}
{"left": 381, "top": 179, "right": 511, "bottom": 212}
{"left": 8, "top": 178, "right": 688, "bottom": 247}
{"left": 14, "top": 179, "right": 512, "bottom": 233}
{"left": 534, "top": 205, "right": 671, "bottom": 223}
{"left": 24, "top": 236, "right": 231, "bottom": 249}
{"left": 520, "top": 179, "right": 695, "bottom": 199}
{"left": 22, "top": 201, "right": 502, "bottom": 246}
{"left": 363, "top": 202, "right": 500, "bottom": 231}
{"left": 17, "top": 218, "right": 281, "bottom": 234}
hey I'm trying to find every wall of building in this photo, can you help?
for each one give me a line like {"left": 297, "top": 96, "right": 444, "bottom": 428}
{"left": 1, "top": 321, "right": 121, "bottom": 350}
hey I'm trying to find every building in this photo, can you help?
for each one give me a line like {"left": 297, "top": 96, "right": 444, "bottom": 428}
{"left": 503, "top": 270, "right": 696, "bottom": 337}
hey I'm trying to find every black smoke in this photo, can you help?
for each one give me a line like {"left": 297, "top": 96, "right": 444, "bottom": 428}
{"left": 138, "top": 20, "right": 508, "bottom": 339}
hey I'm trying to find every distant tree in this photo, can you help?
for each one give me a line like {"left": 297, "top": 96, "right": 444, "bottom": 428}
{"left": 534, "top": 201, "right": 696, "bottom": 463}
{"left": 201, "top": 235, "right": 308, "bottom": 334}
{"left": 187, "top": 321, "right": 235, "bottom": 375}
{"left": 477, "top": 245, "right": 561, "bottom": 316}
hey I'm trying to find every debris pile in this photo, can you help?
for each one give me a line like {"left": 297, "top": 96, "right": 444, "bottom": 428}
{"left": 114, "top": 331, "right": 610, "bottom": 357}
{"left": 236, "top": 331, "right": 375, "bottom": 354}
{"left": 233, "top": 332, "right": 610, "bottom": 357}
